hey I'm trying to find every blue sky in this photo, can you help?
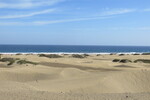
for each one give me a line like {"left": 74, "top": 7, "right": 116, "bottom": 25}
{"left": 0, "top": 0, "right": 150, "bottom": 46}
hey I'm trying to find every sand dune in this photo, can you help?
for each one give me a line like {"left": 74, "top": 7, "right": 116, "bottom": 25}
{"left": 93, "top": 70, "right": 150, "bottom": 93}
{"left": 0, "top": 54, "right": 150, "bottom": 100}
{"left": 40, "top": 62, "right": 120, "bottom": 71}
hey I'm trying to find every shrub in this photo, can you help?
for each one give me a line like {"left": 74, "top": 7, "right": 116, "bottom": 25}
{"left": 119, "top": 54, "right": 125, "bottom": 56}
{"left": 112, "top": 59, "right": 132, "bottom": 63}
{"left": 7, "top": 60, "right": 15, "bottom": 65}
{"left": 119, "top": 59, "right": 132, "bottom": 63}
{"left": 134, "top": 59, "right": 150, "bottom": 63}
{"left": 17, "top": 60, "right": 38, "bottom": 65}
{"left": 83, "top": 54, "right": 90, "bottom": 57}
{"left": 16, "top": 53, "right": 22, "bottom": 55}
{"left": 0, "top": 58, "right": 37, "bottom": 66}
{"left": 112, "top": 59, "right": 120, "bottom": 62}
{"left": 133, "top": 53, "right": 140, "bottom": 55}
{"left": 110, "top": 53, "right": 115, "bottom": 55}
{"left": 63, "top": 54, "right": 69, "bottom": 55}
{"left": 142, "top": 53, "right": 150, "bottom": 55}
{"left": 96, "top": 54, "right": 101, "bottom": 56}
{"left": 72, "top": 54, "right": 86, "bottom": 58}
{"left": 0, "top": 58, "right": 14, "bottom": 62}
{"left": 39, "top": 54, "right": 62, "bottom": 58}
{"left": 0, "top": 54, "right": 2, "bottom": 59}
{"left": 0, "top": 58, "right": 17, "bottom": 65}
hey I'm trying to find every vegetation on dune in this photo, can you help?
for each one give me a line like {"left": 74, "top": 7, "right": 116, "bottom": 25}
{"left": 0, "top": 58, "right": 14, "bottom": 62}
{"left": 112, "top": 59, "right": 120, "bottom": 62}
{"left": 0, "top": 58, "right": 18, "bottom": 65}
{"left": 119, "top": 59, "right": 132, "bottom": 63}
{"left": 0, "top": 57, "right": 37, "bottom": 66}
{"left": 113, "top": 58, "right": 150, "bottom": 64}
{"left": 0, "top": 54, "right": 2, "bottom": 59}
{"left": 119, "top": 54, "right": 125, "bottom": 56}
{"left": 63, "top": 54, "right": 69, "bottom": 55}
{"left": 72, "top": 54, "right": 87, "bottom": 58}
{"left": 83, "top": 54, "right": 90, "bottom": 57}
{"left": 134, "top": 59, "right": 150, "bottom": 63}
{"left": 112, "top": 59, "right": 132, "bottom": 63}
{"left": 16, "top": 53, "right": 22, "bottom": 55}
{"left": 96, "top": 54, "right": 101, "bottom": 56}
{"left": 110, "top": 53, "right": 116, "bottom": 55}
{"left": 17, "top": 60, "right": 38, "bottom": 65}
{"left": 7, "top": 60, "right": 16, "bottom": 65}
{"left": 39, "top": 54, "right": 62, "bottom": 58}
{"left": 142, "top": 53, "right": 150, "bottom": 55}
{"left": 132, "top": 53, "right": 140, "bottom": 55}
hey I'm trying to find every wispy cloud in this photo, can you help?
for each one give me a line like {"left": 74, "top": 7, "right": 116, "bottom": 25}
{"left": 143, "top": 8, "right": 150, "bottom": 12}
{"left": 109, "top": 27, "right": 150, "bottom": 31}
{"left": 33, "top": 16, "right": 113, "bottom": 25}
{"left": 0, "top": 8, "right": 137, "bottom": 25}
{"left": 0, "top": 9, "right": 56, "bottom": 19}
{"left": 0, "top": 22, "right": 25, "bottom": 26}
{"left": 32, "top": 8, "right": 136, "bottom": 25}
{"left": 100, "top": 8, "right": 136, "bottom": 16}
{"left": 0, "top": 16, "right": 112, "bottom": 26}
{"left": 0, "top": 0, "right": 64, "bottom": 9}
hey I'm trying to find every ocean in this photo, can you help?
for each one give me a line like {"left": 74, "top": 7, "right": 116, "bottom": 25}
{"left": 0, "top": 45, "right": 150, "bottom": 54}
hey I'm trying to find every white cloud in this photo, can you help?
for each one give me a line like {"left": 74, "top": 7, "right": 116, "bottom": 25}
{"left": 0, "top": 16, "right": 112, "bottom": 26}
{"left": 100, "top": 9, "right": 136, "bottom": 16}
{"left": 0, "top": 8, "right": 137, "bottom": 25}
{"left": 30, "top": 8, "right": 136, "bottom": 25}
{"left": 0, "top": 9, "right": 56, "bottom": 19}
{"left": 33, "top": 16, "right": 112, "bottom": 25}
{"left": 0, "top": 22, "right": 26, "bottom": 25}
{"left": 109, "top": 27, "right": 150, "bottom": 31}
{"left": 143, "top": 8, "right": 150, "bottom": 12}
{"left": 0, "top": 0, "right": 64, "bottom": 9}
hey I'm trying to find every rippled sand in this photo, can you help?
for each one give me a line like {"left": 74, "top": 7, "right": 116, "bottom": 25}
{"left": 0, "top": 54, "right": 150, "bottom": 100}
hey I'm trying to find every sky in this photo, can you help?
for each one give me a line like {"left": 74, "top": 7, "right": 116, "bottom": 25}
{"left": 0, "top": 0, "right": 150, "bottom": 46}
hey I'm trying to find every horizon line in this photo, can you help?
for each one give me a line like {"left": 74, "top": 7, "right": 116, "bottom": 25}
{"left": 0, "top": 44, "right": 150, "bottom": 47}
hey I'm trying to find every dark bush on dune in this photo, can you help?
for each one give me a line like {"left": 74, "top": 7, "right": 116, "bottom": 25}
{"left": 119, "top": 54, "right": 125, "bottom": 56}
{"left": 112, "top": 59, "right": 120, "bottom": 62}
{"left": 83, "top": 54, "right": 90, "bottom": 57}
{"left": 7, "top": 60, "right": 16, "bottom": 65}
{"left": 110, "top": 53, "right": 116, "bottom": 55}
{"left": 134, "top": 59, "right": 150, "bottom": 63}
{"left": 0, "top": 58, "right": 16, "bottom": 65}
{"left": 17, "top": 60, "right": 38, "bottom": 65}
{"left": 72, "top": 54, "right": 86, "bottom": 58}
{"left": 16, "top": 53, "right": 22, "bottom": 55}
{"left": 0, "top": 54, "right": 2, "bottom": 59}
{"left": 96, "top": 54, "right": 101, "bottom": 56}
{"left": 112, "top": 59, "right": 132, "bottom": 63}
{"left": 133, "top": 53, "right": 140, "bottom": 55}
{"left": 119, "top": 59, "right": 132, "bottom": 63}
{"left": 39, "top": 54, "right": 62, "bottom": 58}
{"left": 0, "top": 57, "right": 37, "bottom": 66}
{"left": 0, "top": 58, "right": 14, "bottom": 62}
{"left": 63, "top": 54, "right": 69, "bottom": 56}
{"left": 142, "top": 53, "right": 150, "bottom": 55}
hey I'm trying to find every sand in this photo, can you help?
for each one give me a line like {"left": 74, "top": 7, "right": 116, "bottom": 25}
{"left": 0, "top": 54, "right": 150, "bottom": 100}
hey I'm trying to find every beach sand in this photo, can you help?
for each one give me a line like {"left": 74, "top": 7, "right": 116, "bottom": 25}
{"left": 0, "top": 54, "right": 150, "bottom": 100}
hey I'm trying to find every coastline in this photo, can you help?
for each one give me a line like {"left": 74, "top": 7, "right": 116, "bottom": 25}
{"left": 0, "top": 52, "right": 145, "bottom": 55}
{"left": 0, "top": 45, "right": 150, "bottom": 55}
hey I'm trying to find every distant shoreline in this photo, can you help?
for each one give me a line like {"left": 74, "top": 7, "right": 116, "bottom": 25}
{"left": 0, "top": 45, "right": 150, "bottom": 54}
{"left": 0, "top": 52, "right": 146, "bottom": 55}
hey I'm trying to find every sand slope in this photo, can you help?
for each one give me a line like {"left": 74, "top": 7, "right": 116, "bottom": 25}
{"left": 0, "top": 54, "right": 150, "bottom": 100}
